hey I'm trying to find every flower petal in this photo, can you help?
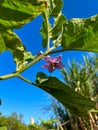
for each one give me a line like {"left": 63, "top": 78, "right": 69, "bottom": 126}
{"left": 43, "top": 56, "right": 51, "bottom": 62}
{"left": 56, "top": 62, "right": 65, "bottom": 69}
{"left": 41, "top": 63, "right": 51, "bottom": 68}
{"left": 42, "top": 55, "right": 64, "bottom": 73}
{"left": 41, "top": 63, "right": 55, "bottom": 72}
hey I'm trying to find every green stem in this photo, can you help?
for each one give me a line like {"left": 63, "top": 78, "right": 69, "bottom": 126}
{"left": 44, "top": 12, "right": 50, "bottom": 49}
{"left": 18, "top": 45, "right": 55, "bottom": 73}
{"left": 0, "top": 72, "right": 20, "bottom": 80}
{"left": 49, "top": 48, "right": 96, "bottom": 55}
{"left": 17, "top": 75, "right": 38, "bottom": 87}
{"left": 0, "top": 45, "right": 56, "bottom": 80}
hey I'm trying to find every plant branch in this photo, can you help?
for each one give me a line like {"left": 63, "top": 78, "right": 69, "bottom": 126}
{"left": 0, "top": 72, "right": 20, "bottom": 80}
{"left": 0, "top": 45, "right": 57, "bottom": 80}
{"left": 49, "top": 48, "right": 96, "bottom": 55}
{"left": 17, "top": 75, "right": 38, "bottom": 87}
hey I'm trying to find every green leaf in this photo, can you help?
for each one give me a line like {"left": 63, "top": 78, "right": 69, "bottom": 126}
{"left": 49, "top": 0, "right": 63, "bottom": 17}
{"left": 40, "top": 13, "right": 52, "bottom": 48}
{"left": 0, "top": 33, "right": 6, "bottom": 53}
{"left": 40, "top": 0, "right": 66, "bottom": 47}
{"left": 0, "top": 126, "right": 7, "bottom": 130}
{"left": 36, "top": 72, "right": 48, "bottom": 84}
{"left": 2, "top": 30, "right": 34, "bottom": 70}
{"left": 0, "top": 0, "right": 46, "bottom": 70}
{"left": 36, "top": 74, "right": 96, "bottom": 119}
{"left": 61, "top": 14, "right": 98, "bottom": 52}
{"left": 0, "top": 0, "right": 46, "bottom": 30}
{"left": 50, "top": 14, "right": 66, "bottom": 40}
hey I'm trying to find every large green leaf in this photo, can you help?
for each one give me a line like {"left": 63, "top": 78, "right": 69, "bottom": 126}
{"left": 36, "top": 72, "right": 96, "bottom": 119}
{"left": 0, "top": 0, "right": 46, "bottom": 30}
{"left": 0, "top": 0, "right": 46, "bottom": 70}
{"left": 61, "top": 14, "right": 98, "bottom": 52}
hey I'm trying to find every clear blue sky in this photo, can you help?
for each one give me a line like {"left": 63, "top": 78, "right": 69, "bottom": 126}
{"left": 0, "top": 0, "right": 98, "bottom": 124}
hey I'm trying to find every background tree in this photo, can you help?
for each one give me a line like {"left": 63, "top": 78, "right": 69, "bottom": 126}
{"left": 28, "top": 118, "right": 57, "bottom": 130}
{"left": 0, "top": 112, "right": 27, "bottom": 130}
{"left": 44, "top": 99, "right": 71, "bottom": 130}
{"left": 61, "top": 55, "right": 98, "bottom": 130}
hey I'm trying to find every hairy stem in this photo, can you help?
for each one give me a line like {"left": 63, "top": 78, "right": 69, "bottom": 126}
{"left": 44, "top": 12, "right": 50, "bottom": 49}
{"left": 0, "top": 45, "right": 56, "bottom": 80}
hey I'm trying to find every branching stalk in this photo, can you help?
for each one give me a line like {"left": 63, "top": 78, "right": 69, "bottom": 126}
{"left": 0, "top": 44, "right": 57, "bottom": 80}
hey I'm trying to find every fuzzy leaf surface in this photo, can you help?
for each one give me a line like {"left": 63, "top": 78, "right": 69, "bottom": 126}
{"left": 61, "top": 14, "right": 98, "bottom": 52}
{"left": 0, "top": 0, "right": 46, "bottom": 30}
{"left": 40, "top": 0, "right": 66, "bottom": 47}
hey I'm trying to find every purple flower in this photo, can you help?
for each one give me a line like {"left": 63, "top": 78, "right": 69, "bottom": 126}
{"left": 41, "top": 55, "right": 64, "bottom": 73}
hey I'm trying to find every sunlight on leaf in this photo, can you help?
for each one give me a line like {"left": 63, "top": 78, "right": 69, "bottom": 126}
{"left": 61, "top": 14, "right": 98, "bottom": 52}
{"left": 0, "top": 0, "right": 46, "bottom": 30}
{"left": 40, "top": 0, "right": 66, "bottom": 47}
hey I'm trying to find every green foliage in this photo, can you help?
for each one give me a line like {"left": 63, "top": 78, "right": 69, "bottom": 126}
{"left": 1, "top": 30, "right": 34, "bottom": 71}
{"left": 0, "top": 0, "right": 46, "bottom": 70}
{"left": 40, "top": 0, "right": 66, "bottom": 47}
{"left": 28, "top": 124, "right": 41, "bottom": 130}
{"left": 0, "top": 0, "right": 98, "bottom": 127}
{"left": 0, "top": 126, "right": 7, "bottom": 130}
{"left": 36, "top": 72, "right": 48, "bottom": 84}
{"left": 40, "top": 118, "right": 57, "bottom": 129}
{"left": 61, "top": 56, "right": 98, "bottom": 100}
{"left": 36, "top": 73, "right": 96, "bottom": 119}
{"left": 0, "top": 0, "right": 46, "bottom": 30}
{"left": 61, "top": 14, "right": 98, "bottom": 52}
{"left": 46, "top": 99, "right": 71, "bottom": 129}
{"left": 61, "top": 56, "right": 98, "bottom": 130}
{"left": 0, "top": 112, "right": 27, "bottom": 130}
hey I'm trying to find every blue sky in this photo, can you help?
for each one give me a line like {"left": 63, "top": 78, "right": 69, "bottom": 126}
{"left": 0, "top": 0, "right": 98, "bottom": 124}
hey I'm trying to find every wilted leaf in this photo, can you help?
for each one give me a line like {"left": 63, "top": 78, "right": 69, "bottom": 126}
{"left": 36, "top": 73, "right": 96, "bottom": 119}
{"left": 61, "top": 14, "right": 98, "bottom": 52}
